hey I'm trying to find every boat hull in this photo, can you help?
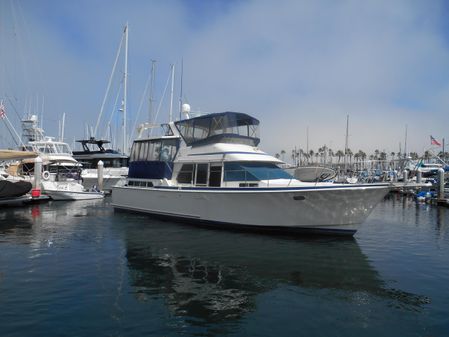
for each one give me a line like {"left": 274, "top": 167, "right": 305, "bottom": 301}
{"left": 111, "top": 184, "right": 390, "bottom": 235}
{"left": 44, "top": 189, "right": 104, "bottom": 201}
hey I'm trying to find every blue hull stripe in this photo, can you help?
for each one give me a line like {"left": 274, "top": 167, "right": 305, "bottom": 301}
{"left": 148, "top": 184, "right": 390, "bottom": 192}
{"left": 188, "top": 151, "right": 270, "bottom": 156}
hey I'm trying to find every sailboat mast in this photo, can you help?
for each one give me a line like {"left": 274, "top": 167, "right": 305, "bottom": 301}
{"left": 179, "top": 58, "right": 183, "bottom": 121}
{"left": 344, "top": 114, "right": 349, "bottom": 171}
{"left": 404, "top": 124, "right": 408, "bottom": 159}
{"left": 148, "top": 60, "right": 156, "bottom": 124}
{"left": 61, "top": 112, "right": 66, "bottom": 142}
{"left": 169, "top": 63, "right": 175, "bottom": 123}
{"left": 123, "top": 23, "right": 128, "bottom": 154}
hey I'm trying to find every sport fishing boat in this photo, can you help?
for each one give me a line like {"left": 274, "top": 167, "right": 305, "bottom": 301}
{"left": 112, "top": 111, "right": 391, "bottom": 235}
{"left": 72, "top": 137, "right": 128, "bottom": 191}
{"left": 13, "top": 115, "right": 103, "bottom": 201}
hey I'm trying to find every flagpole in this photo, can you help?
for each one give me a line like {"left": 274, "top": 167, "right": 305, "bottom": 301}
{"left": 443, "top": 138, "right": 445, "bottom": 161}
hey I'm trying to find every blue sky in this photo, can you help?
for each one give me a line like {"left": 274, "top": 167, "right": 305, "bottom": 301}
{"left": 1, "top": 0, "right": 449, "bottom": 157}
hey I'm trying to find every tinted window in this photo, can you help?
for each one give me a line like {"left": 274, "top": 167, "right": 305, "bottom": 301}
{"left": 177, "top": 164, "right": 195, "bottom": 184}
{"left": 196, "top": 164, "right": 208, "bottom": 186}
{"left": 209, "top": 165, "right": 222, "bottom": 187}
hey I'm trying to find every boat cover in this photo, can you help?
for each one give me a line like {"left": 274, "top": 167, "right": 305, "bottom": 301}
{"left": 0, "top": 150, "right": 38, "bottom": 161}
{"left": 0, "top": 180, "right": 33, "bottom": 199}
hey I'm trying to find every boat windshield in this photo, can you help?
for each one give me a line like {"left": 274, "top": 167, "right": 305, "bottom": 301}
{"left": 55, "top": 144, "right": 72, "bottom": 154}
{"left": 32, "top": 142, "right": 72, "bottom": 155}
{"left": 174, "top": 112, "right": 260, "bottom": 146}
{"left": 223, "top": 162, "right": 293, "bottom": 181}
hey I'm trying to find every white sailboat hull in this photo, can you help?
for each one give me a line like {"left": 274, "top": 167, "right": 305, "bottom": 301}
{"left": 112, "top": 184, "right": 390, "bottom": 234}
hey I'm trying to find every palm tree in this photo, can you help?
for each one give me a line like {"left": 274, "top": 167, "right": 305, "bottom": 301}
{"left": 275, "top": 153, "right": 280, "bottom": 159}
{"left": 335, "top": 150, "right": 344, "bottom": 164}
{"left": 309, "top": 150, "right": 314, "bottom": 164}
{"left": 347, "top": 148, "right": 353, "bottom": 166}
{"left": 390, "top": 151, "right": 396, "bottom": 170}
{"left": 328, "top": 148, "right": 334, "bottom": 164}
{"left": 280, "top": 150, "right": 286, "bottom": 162}
{"left": 354, "top": 152, "right": 360, "bottom": 170}
{"left": 380, "top": 151, "right": 387, "bottom": 170}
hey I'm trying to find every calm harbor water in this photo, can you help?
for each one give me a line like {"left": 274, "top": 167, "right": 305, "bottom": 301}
{"left": 1, "top": 195, "right": 448, "bottom": 336}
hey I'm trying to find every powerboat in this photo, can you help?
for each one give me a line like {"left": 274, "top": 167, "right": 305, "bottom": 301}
{"left": 41, "top": 180, "right": 104, "bottom": 201}
{"left": 112, "top": 111, "right": 391, "bottom": 235}
{"left": 72, "top": 137, "right": 128, "bottom": 191}
{"left": 16, "top": 115, "right": 103, "bottom": 201}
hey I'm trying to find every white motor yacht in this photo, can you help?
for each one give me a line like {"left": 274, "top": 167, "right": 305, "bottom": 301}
{"left": 112, "top": 111, "right": 390, "bottom": 235}
{"left": 16, "top": 115, "right": 103, "bottom": 200}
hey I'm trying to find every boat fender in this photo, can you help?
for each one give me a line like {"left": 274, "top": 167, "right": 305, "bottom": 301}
{"left": 42, "top": 171, "right": 51, "bottom": 181}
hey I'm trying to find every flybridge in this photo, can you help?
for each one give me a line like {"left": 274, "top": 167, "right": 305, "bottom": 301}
{"left": 174, "top": 112, "right": 260, "bottom": 147}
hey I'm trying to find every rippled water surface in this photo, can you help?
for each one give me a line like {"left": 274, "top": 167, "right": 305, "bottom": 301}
{"left": 0, "top": 194, "right": 448, "bottom": 336}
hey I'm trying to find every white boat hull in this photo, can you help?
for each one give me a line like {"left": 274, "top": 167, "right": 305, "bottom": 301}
{"left": 112, "top": 184, "right": 390, "bottom": 234}
{"left": 44, "top": 189, "right": 104, "bottom": 201}
{"left": 41, "top": 180, "right": 104, "bottom": 201}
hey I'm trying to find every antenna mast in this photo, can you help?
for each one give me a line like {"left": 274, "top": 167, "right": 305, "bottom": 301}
{"left": 344, "top": 114, "right": 349, "bottom": 171}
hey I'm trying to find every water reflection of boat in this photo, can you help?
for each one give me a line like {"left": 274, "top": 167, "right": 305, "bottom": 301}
{"left": 0, "top": 199, "right": 105, "bottom": 243}
{"left": 123, "top": 219, "right": 429, "bottom": 326}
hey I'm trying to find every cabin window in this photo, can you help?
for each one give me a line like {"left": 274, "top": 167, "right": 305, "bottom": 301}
{"left": 195, "top": 164, "right": 208, "bottom": 186}
{"left": 209, "top": 165, "right": 222, "bottom": 187}
{"left": 177, "top": 164, "right": 195, "bottom": 184}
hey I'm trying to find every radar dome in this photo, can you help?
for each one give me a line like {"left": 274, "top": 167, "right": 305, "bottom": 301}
{"left": 181, "top": 103, "right": 191, "bottom": 114}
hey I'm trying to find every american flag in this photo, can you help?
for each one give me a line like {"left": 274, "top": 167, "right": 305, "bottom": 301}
{"left": 0, "top": 103, "right": 6, "bottom": 119}
{"left": 430, "top": 135, "right": 441, "bottom": 146}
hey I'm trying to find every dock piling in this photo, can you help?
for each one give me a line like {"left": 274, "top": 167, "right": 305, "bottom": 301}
{"left": 438, "top": 168, "right": 445, "bottom": 200}
{"left": 97, "top": 160, "right": 104, "bottom": 191}
{"left": 34, "top": 156, "right": 42, "bottom": 190}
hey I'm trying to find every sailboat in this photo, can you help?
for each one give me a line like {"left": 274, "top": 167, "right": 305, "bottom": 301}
{"left": 74, "top": 24, "right": 130, "bottom": 191}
